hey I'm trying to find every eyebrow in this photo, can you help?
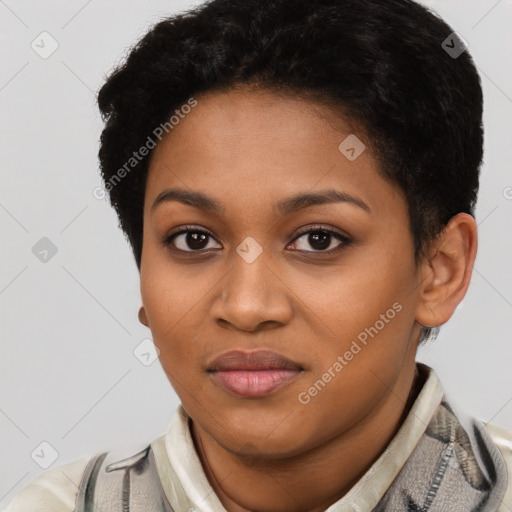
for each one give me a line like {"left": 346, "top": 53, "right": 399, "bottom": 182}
{"left": 151, "top": 187, "right": 371, "bottom": 216}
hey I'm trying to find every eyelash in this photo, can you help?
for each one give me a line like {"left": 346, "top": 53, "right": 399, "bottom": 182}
{"left": 162, "top": 224, "right": 353, "bottom": 255}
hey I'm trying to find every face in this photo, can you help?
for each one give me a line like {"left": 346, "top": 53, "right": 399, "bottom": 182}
{"left": 140, "top": 87, "right": 423, "bottom": 458}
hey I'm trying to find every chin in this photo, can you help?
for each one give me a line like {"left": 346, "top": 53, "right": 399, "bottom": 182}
{"left": 212, "top": 410, "right": 312, "bottom": 454}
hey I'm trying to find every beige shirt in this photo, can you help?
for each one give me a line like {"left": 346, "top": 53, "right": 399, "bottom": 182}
{"left": 3, "top": 365, "right": 512, "bottom": 511}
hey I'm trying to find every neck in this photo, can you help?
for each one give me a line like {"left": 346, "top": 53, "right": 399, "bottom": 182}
{"left": 191, "top": 363, "right": 422, "bottom": 512}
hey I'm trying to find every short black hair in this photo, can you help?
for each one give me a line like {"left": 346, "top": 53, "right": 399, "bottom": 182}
{"left": 97, "top": 0, "right": 483, "bottom": 342}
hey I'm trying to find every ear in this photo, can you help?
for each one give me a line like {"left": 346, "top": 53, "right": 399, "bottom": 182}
{"left": 138, "top": 305, "right": 150, "bottom": 327}
{"left": 415, "top": 213, "right": 478, "bottom": 328}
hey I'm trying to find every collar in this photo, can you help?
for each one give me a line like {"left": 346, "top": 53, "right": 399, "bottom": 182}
{"left": 151, "top": 363, "right": 444, "bottom": 511}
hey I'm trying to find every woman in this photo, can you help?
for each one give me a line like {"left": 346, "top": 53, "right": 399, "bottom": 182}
{"left": 5, "top": 0, "right": 511, "bottom": 510}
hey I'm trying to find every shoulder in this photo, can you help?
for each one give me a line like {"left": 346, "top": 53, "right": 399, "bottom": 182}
{"left": 2, "top": 456, "right": 91, "bottom": 512}
{"left": 485, "top": 421, "right": 512, "bottom": 467}
{"left": 2, "top": 440, "right": 173, "bottom": 512}
{"left": 485, "top": 421, "right": 512, "bottom": 445}
{"left": 484, "top": 422, "right": 512, "bottom": 512}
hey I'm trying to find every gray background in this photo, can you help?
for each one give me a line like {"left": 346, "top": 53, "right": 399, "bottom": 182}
{"left": 1, "top": 0, "right": 511, "bottom": 507}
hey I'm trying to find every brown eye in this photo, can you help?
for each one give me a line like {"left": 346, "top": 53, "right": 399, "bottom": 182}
{"left": 289, "top": 227, "right": 352, "bottom": 253}
{"left": 163, "top": 226, "right": 221, "bottom": 252}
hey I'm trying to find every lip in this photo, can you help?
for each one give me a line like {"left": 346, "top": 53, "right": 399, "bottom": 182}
{"left": 207, "top": 349, "right": 303, "bottom": 372}
{"left": 207, "top": 349, "right": 304, "bottom": 398}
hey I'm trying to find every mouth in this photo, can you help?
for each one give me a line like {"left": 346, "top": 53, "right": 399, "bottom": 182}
{"left": 207, "top": 349, "right": 304, "bottom": 398}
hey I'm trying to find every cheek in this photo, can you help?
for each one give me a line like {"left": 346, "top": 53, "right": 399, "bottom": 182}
{"left": 299, "top": 244, "right": 417, "bottom": 396}
{"left": 140, "top": 241, "right": 201, "bottom": 332}
{"left": 139, "top": 258, "right": 214, "bottom": 386}
{"left": 294, "top": 301, "right": 415, "bottom": 445}
{"left": 140, "top": 263, "right": 187, "bottom": 350}
{"left": 299, "top": 244, "right": 415, "bottom": 344}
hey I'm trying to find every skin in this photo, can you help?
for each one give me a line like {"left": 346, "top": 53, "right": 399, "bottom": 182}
{"left": 138, "top": 86, "right": 478, "bottom": 512}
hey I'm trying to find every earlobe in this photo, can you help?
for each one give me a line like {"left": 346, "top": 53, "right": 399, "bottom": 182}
{"left": 138, "top": 305, "right": 149, "bottom": 327}
{"left": 415, "top": 213, "right": 478, "bottom": 329}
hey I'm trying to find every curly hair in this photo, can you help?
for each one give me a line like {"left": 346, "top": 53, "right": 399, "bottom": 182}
{"left": 97, "top": 0, "right": 483, "bottom": 342}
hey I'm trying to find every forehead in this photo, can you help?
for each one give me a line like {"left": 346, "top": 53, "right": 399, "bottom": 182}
{"left": 151, "top": 87, "right": 353, "bottom": 157}
{"left": 144, "top": 88, "right": 405, "bottom": 220}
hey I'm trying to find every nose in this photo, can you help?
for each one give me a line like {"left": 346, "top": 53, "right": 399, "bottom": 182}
{"left": 210, "top": 248, "right": 293, "bottom": 332}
